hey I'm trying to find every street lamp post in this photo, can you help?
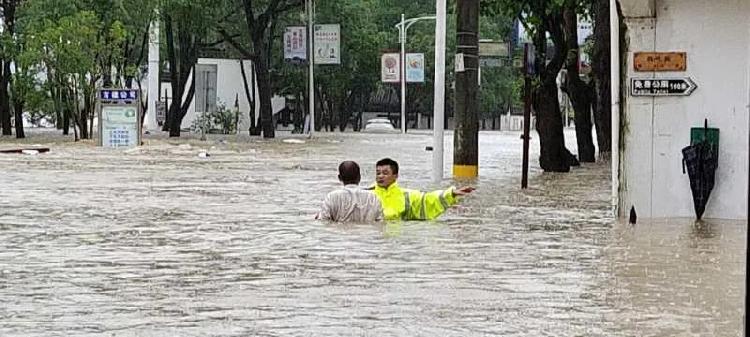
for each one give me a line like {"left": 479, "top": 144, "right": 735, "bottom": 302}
{"left": 395, "top": 14, "right": 436, "bottom": 134}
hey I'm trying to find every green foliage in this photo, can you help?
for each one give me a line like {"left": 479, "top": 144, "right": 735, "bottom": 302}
{"left": 7, "top": 0, "right": 153, "bottom": 135}
{"left": 0, "top": 0, "right": 522, "bottom": 135}
{"left": 191, "top": 101, "right": 237, "bottom": 134}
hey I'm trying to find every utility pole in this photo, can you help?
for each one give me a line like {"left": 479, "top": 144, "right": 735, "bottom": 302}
{"left": 452, "top": 0, "right": 480, "bottom": 179}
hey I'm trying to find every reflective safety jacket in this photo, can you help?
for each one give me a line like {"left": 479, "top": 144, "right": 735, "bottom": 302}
{"left": 371, "top": 182, "right": 457, "bottom": 220}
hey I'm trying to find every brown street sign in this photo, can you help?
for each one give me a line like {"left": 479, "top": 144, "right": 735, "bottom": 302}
{"left": 634, "top": 52, "right": 687, "bottom": 72}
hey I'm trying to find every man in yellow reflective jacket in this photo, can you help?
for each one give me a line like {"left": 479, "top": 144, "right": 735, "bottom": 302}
{"left": 371, "top": 158, "right": 475, "bottom": 220}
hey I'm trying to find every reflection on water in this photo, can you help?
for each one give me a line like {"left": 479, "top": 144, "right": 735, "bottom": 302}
{"left": 0, "top": 130, "right": 745, "bottom": 336}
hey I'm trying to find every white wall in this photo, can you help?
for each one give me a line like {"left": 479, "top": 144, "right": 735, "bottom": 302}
{"left": 620, "top": 0, "right": 749, "bottom": 220}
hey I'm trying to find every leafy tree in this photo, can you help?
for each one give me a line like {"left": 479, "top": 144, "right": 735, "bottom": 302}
{"left": 217, "top": 0, "right": 304, "bottom": 138}
{"left": 160, "top": 0, "right": 218, "bottom": 137}
{"left": 486, "top": 0, "right": 583, "bottom": 172}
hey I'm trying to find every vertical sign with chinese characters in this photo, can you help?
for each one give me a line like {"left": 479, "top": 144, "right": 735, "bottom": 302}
{"left": 314, "top": 24, "right": 340, "bottom": 65}
{"left": 98, "top": 89, "right": 142, "bottom": 148}
{"left": 284, "top": 26, "right": 307, "bottom": 63}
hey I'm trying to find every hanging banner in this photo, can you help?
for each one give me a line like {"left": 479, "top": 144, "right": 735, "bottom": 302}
{"left": 314, "top": 24, "right": 340, "bottom": 65}
{"left": 381, "top": 53, "right": 400, "bottom": 83}
{"left": 406, "top": 53, "right": 425, "bottom": 83}
{"left": 284, "top": 26, "right": 307, "bottom": 62}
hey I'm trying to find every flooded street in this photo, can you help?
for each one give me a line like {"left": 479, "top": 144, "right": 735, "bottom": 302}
{"left": 0, "top": 129, "right": 745, "bottom": 336}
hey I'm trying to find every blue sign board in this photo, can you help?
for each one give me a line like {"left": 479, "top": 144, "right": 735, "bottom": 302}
{"left": 100, "top": 89, "right": 139, "bottom": 101}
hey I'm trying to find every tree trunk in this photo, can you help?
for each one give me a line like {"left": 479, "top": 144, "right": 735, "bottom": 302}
{"left": 314, "top": 85, "right": 324, "bottom": 131}
{"left": 0, "top": 61, "right": 11, "bottom": 135}
{"left": 591, "top": 0, "right": 612, "bottom": 154}
{"left": 14, "top": 99, "right": 24, "bottom": 138}
{"left": 0, "top": 0, "right": 16, "bottom": 136}
{"left": 62, "top": 102, "right": 70, "bottom": 136}
{"left": 563, "top": 7, "right": 596, "bottom": 162}
{"left": 74, "top": 83, "right": 89, "bottom": 140}
{"left": 164, "top": 14, "right": 198, "bottom": 138}
{"left": 535, "top": 82, "right": 570, "bottom": 172}
{"left": 240, "top": 59, "right": 259, "bottom": 135}
{"left": 168, "top": 72, "right": 195, "bottom": 137}
{"left": 79, "top": 116, "right": 89, "bottom": 139}
{"left": 56, "top": 109, "right": 63, "bottom": 130}
{"left": 532, "top": 13, "right": 571, "bottom": 172}
{"left": 570, "top": 83, "right": 596, "bottom": 162}
{"left": 254, "top": 46, "right": 274, "bottom": 138}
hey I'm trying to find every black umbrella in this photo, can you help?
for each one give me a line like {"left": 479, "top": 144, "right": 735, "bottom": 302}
{"left": 682, "top": 120, "right": 719, "bottom": 220}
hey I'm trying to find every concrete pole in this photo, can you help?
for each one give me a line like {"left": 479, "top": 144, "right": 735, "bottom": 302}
{"left": 308, "top": 0, "right": 315, "bottom": 136}
{"left": 432, "top": 0, "right": 446, "bottom": 182}
{"left": 610, "top": 0, "right": 620, "bottom": 217}
{"left": 400, "top": 14, "right": 407, "bottom": 134}
{"left": 146, "top": 15, "right": 160, "bottom": 132}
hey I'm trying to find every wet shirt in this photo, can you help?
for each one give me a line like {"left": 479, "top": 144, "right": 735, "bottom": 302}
{"left": 319, "top": 184, "right": 384, "bottom": 222}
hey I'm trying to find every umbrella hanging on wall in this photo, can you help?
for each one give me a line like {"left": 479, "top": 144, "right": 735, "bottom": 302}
{"left": 681, "top": 119, "right": 719, "bottom": 220}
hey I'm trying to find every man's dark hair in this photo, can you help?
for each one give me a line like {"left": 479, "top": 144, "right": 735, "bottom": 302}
{"left": 338, "top": 161, "right": 361, "bottom": 185}
{"left": 375, "top": 158, "right": 399, "bottom": 175}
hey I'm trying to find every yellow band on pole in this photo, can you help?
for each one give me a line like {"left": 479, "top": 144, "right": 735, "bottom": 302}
{"left": 453, "top": 164, "right": 478, "bottom": 178}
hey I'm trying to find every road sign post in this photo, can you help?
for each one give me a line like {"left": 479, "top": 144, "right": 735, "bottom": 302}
{"left": 98, "top": 89, "right": 142, "bottom": 148}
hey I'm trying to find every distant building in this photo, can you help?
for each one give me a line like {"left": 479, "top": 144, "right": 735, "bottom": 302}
{"left": 157, "top": 58, "right": 285, "bottom": 133}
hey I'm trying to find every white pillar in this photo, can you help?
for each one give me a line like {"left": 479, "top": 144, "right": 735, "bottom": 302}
{"left": 432, "top": 0, "right": 446, "bottom": 182}
{"left": 146, "top": 16, "right": 160, "bottom": 132}
{"left": 610, "top": 0, "right": 621, "bottom": 217}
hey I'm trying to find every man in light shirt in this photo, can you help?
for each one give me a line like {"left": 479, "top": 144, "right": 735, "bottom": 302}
{"left": 317, "top": 161, "right": 383, "bottom": 222}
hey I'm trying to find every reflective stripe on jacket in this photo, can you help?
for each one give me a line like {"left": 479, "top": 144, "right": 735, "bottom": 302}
{"left": 372, "top": 182, "right": 457, "bottom": 220}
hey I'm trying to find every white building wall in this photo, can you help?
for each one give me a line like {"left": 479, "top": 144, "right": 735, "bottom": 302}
{"left": 620, "top": 0, "right": 749, "bottom": 220}
{"left": 159, "top": 58, "right": 285, "bottom": 131}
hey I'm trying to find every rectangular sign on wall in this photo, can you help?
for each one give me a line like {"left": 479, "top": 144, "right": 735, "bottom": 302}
{"left": 634, "top": 52, "right": 687, "bottom": 72}
{"left": 630, "top": 77, "right": 697, "bottom": 96}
